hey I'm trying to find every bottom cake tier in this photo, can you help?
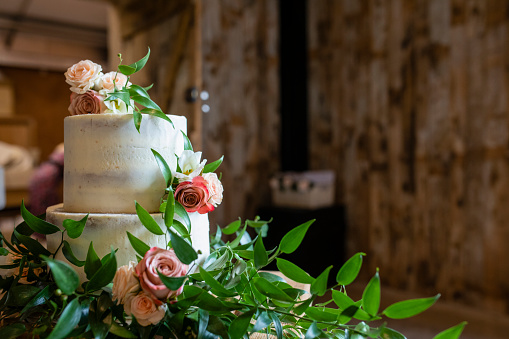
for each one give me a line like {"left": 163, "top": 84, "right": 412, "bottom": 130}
{"left": 45, "top": 204, "right": 210, "bottom": 282}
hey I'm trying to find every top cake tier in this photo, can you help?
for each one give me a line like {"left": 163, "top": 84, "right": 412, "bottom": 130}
{"left": 63, "top": 113, "right": 186, "bottom": 214}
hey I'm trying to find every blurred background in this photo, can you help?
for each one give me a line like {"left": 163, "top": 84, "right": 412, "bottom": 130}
{"left": 1, "top": 0, "right": 509, "bottom": 332}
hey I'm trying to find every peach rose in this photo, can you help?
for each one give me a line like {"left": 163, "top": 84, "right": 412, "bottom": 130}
{"left": 174, "top": 176, "right": 215, "bottom": 214}
{"left": 202, "top": 172, "right": 223, "bottom": 207}
{"left": 112, "top": 261, "right": 140, "bottom": 305}
{"left": 68, "top": 91, "right": 106, "bottom": 115}
{"left": 125, "top": 291, "right": 167, "bottom": 327}
{"left": 65, "top": 60, "right": 102, "bottom": 94}
{"left": 100, "top": 72, "right": 131, "bottom": 94}
{"left": 135, "top": 247, "right": 187, "bottom": 304}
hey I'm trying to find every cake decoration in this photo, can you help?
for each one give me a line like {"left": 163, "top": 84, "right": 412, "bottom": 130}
{"left": 0, "top": 51, "right": 466, "bottom": 339}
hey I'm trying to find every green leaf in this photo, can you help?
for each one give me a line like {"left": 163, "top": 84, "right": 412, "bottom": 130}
{"left": 310, "top": 265, "right": 332, "bottom": 296}
{"left": 42, "top": 256, "right": 79, "bottom": 295}
{"left": 331, "top": 290, "right": 355, "bottom": 310}
{"left": 143, "top": 109, "right": 174, "bottom": 126}
{"left": 86, "top": 248, "right": 117, "bottom": 292}
{"left": 383, "top": 294, "right": 440, "bottom": 319}
{"left": 252, "top": 311, "right": 272, "bottom": 332}
{"left": 336, "top": 252, "right": 365, "bottom": 285}
{"left": 269, "top": 312, "right": 283, "bottom": 339}
{"left": 254, "top": 236, "right": 268, "bottom": 268}
{"left": 157, "top": 270, "right": 187, "bottom": 291}
{"left": 305, "top": 307, "right": 340, "bottom": 322}
{"left": 13, "top": 230, "right": 51, "bottom": 256}
{"left": 203, "top": 155, "right": 224, "bottom": 173}
{"left": 126, "top": 47, "right": 150, "bottom": 74}
{"left": 165, "top": 187, "right": 175, "bottom": 229}
{"left": 380, "top": 327, "right": 407, "bottom": 339}
{"left": 109, "top": 322, "right": 137, "bottom": 338}
{"left": 229, "top": 308, "right": 256, "bottom": 339}
{"left": 133, "top": 110, "right": 142, "bottom": 132}
{"left": 362, "top": 270, "right": 381, "bottom": 316}
{"left": 136, "top": 201, "right": 164, "bottom": 235}
{"left": 200, "top": 266, "right": 235, "bottom": 297}
{"left": 304, "top": 321, "right": 322, "bottom": 339}
{"left": 132, "top": 95, "right": 161, "bottom": 111}
{"left": 172, "top": 220, "right": 190, "bottom": 239}
{"left": 433, "top": 322, "right": 467, "bottom": 339}
{"left": 279, "top": 219, "right": 314, "bottom": 254}
{"left": 198, "top": 309, "right": 210, "bottom": 339}
{"left": 181, "top": 131, "right": 193, "bottom": 151}
{"left": 62, "top": 240, "right": 85, "bottom": 267}
{"left": 85, "top": 242, "right": 102, "bottom": 279}
{"left": 62, "top": 214, "right": 88, "bottom": 239}
{"left": 46, "top": 298, "right": 81, "bottom": 339}
{"left": 169, "top": 230, "right": 197, "bottom": 265}
{"left": 252, "top": 277, "right": 295, "bottom": 302}
{"left": 128, "top": 84, "right": 150, "bottom": 98}
{"left": 151, "top": 149, "right": 172, "bottom": 187}
{"left": 118, "top": 65, "right": 136, "bottom": 75}
{"left": 0, "top": 323, "right": 26, "bottom": 338}
{"left": 175, "top": 202, "right": 191, "bottom": 231}
{"left": 20, "top": 200, "right": 60, "bottom": 234}
{"left": 5, "top": 285, "right": 41, "bottom": 307}
{"left": 105, "top": 90, "right": 131, "bottom": 105}
{"left": 276, "top": 258, "right": 315, "bottom": 284}
{"left": 126, "top": 231, "right": 150, "bottom": 258}
{"left": 21, "top": 285, "right": 53, "bottom": 314}
{"left": 0, "top": 247, "right": 9, "bottom": 256}
{"left": 222, "top": 218, "right": 241, "bottom": 235}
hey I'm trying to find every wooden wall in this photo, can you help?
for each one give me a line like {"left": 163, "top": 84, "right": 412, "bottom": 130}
{"left": 308, "top": 0, "right": 509, "bottom": 312}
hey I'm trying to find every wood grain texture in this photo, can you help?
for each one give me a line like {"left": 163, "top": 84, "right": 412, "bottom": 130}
{"left": 308, "top": 0, "right": 509, "bottom": 312}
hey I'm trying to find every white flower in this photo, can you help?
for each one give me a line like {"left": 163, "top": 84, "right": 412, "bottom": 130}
{"left": 99, "top": 72, "right": 131, "bottom": 95}
{"left": 104, "top": 98, "right": 134, "bottom": 114}
{"left": 175, "top": 150, "right": 206, "bottom": 181}
{"left": 202, "top": 172, "right": 223, "bottom": 207}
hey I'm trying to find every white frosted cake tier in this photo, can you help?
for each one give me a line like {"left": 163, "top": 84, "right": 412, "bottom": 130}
{"left": 63, "top": 114, "right": 186, "bottom": 214}
{"left": 46, "top": 204, "right": 210, "bottom": 282}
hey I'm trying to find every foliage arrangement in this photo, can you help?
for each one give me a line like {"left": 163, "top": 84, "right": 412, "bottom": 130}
{"left": 0, "top": 50, "right": 467, "bottom": 339}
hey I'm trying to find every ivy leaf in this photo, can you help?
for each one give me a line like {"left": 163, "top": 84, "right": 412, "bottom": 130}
{"left": 0, "top": 324, "right": 26, "bottom": 338}
{"left": 252, "top": 277, "right": 294, "bottom": 302}
{"left": 169, "top": 230, "right": 197, "bottom": 265}
{"left": 62, "top": 241, "right": 85, "bottom": 267}
{"left": 221, "top": 219, "right": 241, "bottom": 235}
{"left": 203, "top": 156, "right": 223, "bottom": 173}
{"left": 42, "top": 256, "right": 80, "bottom": 295}
{"left": 276, "top": 258, "right": 314, "bottom": 284}
{"left": 181, "top": 131, "right": 193, "bottom": 151}
{"left": 62, "top": 214, "right": 88, "bottom": 239}
{"left": 310, "top": 265, "right": 332, "bottom": 297}
{"left": 151, "top": 149, "right": 172, "bottom": 187}
{"left": 20, "top": 200, "right": 60, "bottom": 234}
{"left": 84, "top": 242, "right": 102, "bottom": 279}
{"left": 362, "top": 270, "right": 381, "bottom": 317}
{"left": 229, "top": 308, "right": 256, "bottom": 339}
{"left": 86, "top": 247, "right": 117, "bottom": 292}
{"left": 254, "top": 236, "right": 268, "bottom": 269}
{"left": 336, "top": 252, "right": 365, "bottom": 285}
{"left": 174, "top": 202, "right": 191, "bottom": 232}
{"left": 304, "top": 321, "right": 322, "bottom": 339}
{"left": 165, "top": 187, "right": 175, "bottom": 229}
{"left": 279, "top": 220, "right": 314, "bottom": 254}
{"left": 46, "top": 298, "right": 81, "bottom": 339}
{"left": 433, "top": 322, "right": 467, "bottom": 339}
{"left": 126, "top": 231, "right": 150, "bottom": 258}
{"left": 135, "top": 201, "right": 164, "bottom": 235}
{"left": 157, "top": 270, "right": 187, "bottom": 291}
{"left": 13, "top": 230, "right": 51, "bottom": 256}
{"left": 383, "top": 294, "right": 440, "bottom": 319}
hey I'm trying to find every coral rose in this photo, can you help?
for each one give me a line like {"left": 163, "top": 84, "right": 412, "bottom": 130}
{"left": 202, "top": 172, "right": 223, "bottom": 207}
{"left": 65, "top": 60, "right": 102, "bottom": 94}
{"left": 68, "top": 91, "right": 106, "bottom": 115}
{"left": 100, "top": 71, "right": 131, "bottom": 94}
{"left": 135, "top": 247, "right": 187, "bottom": 304}
{"left": 174, "top": 176, "right": 215, "bottom": 214}
{"left": 125, "top": 292, "right": 167, "bottom": 327}
{"left": 112, "top": 261, "right": 140, "bottom": 305}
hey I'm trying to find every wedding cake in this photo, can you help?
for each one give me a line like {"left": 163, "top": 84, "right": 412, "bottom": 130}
{"left": 45, "top": 59, "right": 222, "bottom": 281}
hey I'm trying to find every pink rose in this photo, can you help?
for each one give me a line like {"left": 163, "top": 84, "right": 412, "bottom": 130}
{"left": 65, "top": 60, "right": 102, "bottom": 94}
{"left": 135, "top": 247, "right": 187, "bottom": 304}
{"left": 112, "top": 261, "right": 140, "bottom": 305}
{"left": 174, "top": 176, "right": 215, "bottom": 214}
{"left": 101, "top": 71, "right": 131, "bottom": 93}
{"left": 68, "top": 91, "right": 106, "bottom": 115}
{"left": 125, "top": 291, "right": 167, "bottom": 326}
{"left": 202, "top": 172, "right": 223, "bottom": 207}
